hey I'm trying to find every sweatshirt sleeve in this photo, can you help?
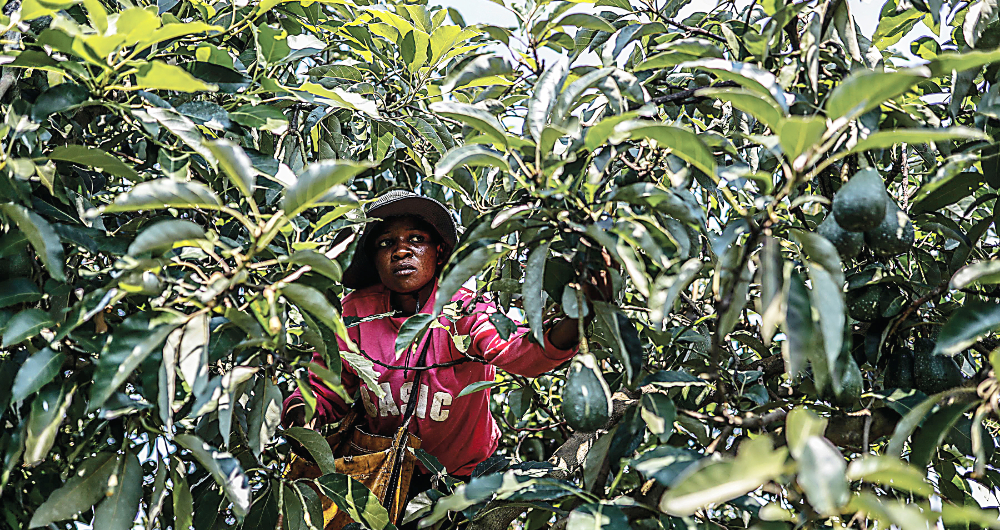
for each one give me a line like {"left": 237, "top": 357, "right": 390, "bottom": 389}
{"left": 281, "top": 350, "right": 359, "bottom": 427}
{"left": 461, "top": 298, "right": 577, "bottom": 378}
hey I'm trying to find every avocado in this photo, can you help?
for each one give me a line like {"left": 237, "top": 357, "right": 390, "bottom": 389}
{"left": 846, "top": 283, "right": 895, "bottom": 321}
{"left": 883, "top": 348, "right": 915, "bottom": 390}
{"left": 818, "top": 214, "right": 864, "bottom": 259}
{"left": 913, "top": 338, "right": 965, "bottom": 395}
{"left": 562, "top": 353, "right": 612, "bottom": 432}
{"left": 518, "top": 437, "right": 546, "bottom": 461}
{"left": 864, "top": 198, "right": 914, "bottom": 257}
{"left": 832, "top": 168, "right": 887, "bottom": 232}
{"left": 829, "top": 356, "right": 863, "bottom": 407}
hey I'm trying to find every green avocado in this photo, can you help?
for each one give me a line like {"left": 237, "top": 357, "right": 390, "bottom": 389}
{"left": 817, "top": 214, "right": 864, "bottom": 259}
{"left": 832, "top": 167, "right": 887, "bottom": 232}
{"left": 864, "top": 198, "right": 914, "bottom": 257}
{"left": 883, "top": 348, "right": 915, "bottom": 390}
{"left": 846, "top": 283, "right": 895, "bottom": 321}
{"left": 832, "top": 357, "right": 863, "bottom": 406}
{"left": 562, "top": 353, "right": 612, "bottom": 432}
{"left": 518, "top": 438, "right": 546, "bottom": 461}
{"left": 913, "top": 338, "right": 965, "bottom": 395}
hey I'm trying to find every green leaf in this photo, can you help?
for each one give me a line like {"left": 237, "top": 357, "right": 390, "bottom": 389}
{"left": 48, "top": 145, "right": 138, "bottom": 180}
{"left": 649, "top": 259, "right": 702, "bottom": 331}
{"left": 940, "top": 503, "right": 1000, "bottom": 529}
{"left": 433, "top": 245, "right": 502, "bottom": 316}
{"left": 927, "top": 49, "right": 1000, "bottom": 76}
{"left": 522, "top": 241, "right": 551, "bottom": 345}
{"left": 660, "top": 437, "right": 788, "bottom": 515}
{"left": 610, "top": 122, "right": 716, "bottom": 177}
{"left": 784, "top": 407, "right": 828, "bottom": 459}
{"left": 0, "top": 278, "right": 42, "bottom": 308}
{"left": 314, "top": 473, "right": 392, "bottom": 530}
{"left": 0, "top": 203, "right": 66, "bottom": 281}
{"left": 434, "top": 145, "right": 510, "bottom": 177}
{"left": 288, "top": 481, "right": 324, "bottom": 530}
{"left": 641, "top": 393, "right": 676, "bottom": 443}
{"left": 526, "top": 55, "right": 569, "bottom": 141}
{"left": 166, "top": 313, "right": 210, "bottom": 401}
{"left": 296, "top": 82, "right": 381, "bottom": 119}
{"left": 951, "top": 260, "right": 1000, "bottom": 289}
{"left": 845, "top": 127, "right": 989, "bottom": 156}
{"left": 24, "top": 382, "right": 75, "bottom": 466}
{"left": 281, "top": 160, "right": 369, "bottom": 218}
{"left": 567, "top": 504, "right": 629, "bottom": 529}
{"left": 681, "top": 59, "right": 789, "bottom": 112}
{"left": 174, "top": 434, "right": 252, "bottom": 518}
{"left": 458, "top": 377, "right": 502, "bottom": 397}
{"left": 92, "top": 450, "right": 142, "bottom": 530}
{"left": 136, "top": 60, "right": 218, "bottom": 92}
{"left": 229, "top": 104, "right": 288, "bottom": 134}
{"left": 31, "top": 83, "right": 88, "bottom": 122}
{"left": 555, "top": 13, "right": 616, "bottom": 32}
{"left": 171, "top": 457, "right": 194, "bottom": 530}
{"left": 549, "top": 67, "right": 616, "bottom": 127}
{"left": 134, "top": 21, "right": 221, "bottom": 53}
{"left": 128, "top": 219, "right": 207, "bottom": 255}
{"left": 89, "top": 313, "right": 179, "bottom": 411}
{"left": 395, "top": 313, "right": 436, "bottom": 359}
{"left": 845, "top": 455, "right": 933, "bottom": 496}
{"left": 963, "top": 0, "right": 998, "bottom": 48}
{"left": 935, "top": 300, "right": 1000, "bottom": 356}
{"left": 187, "top": 366, "right": 259, "bottom": 418}
{"left": 146, "top": 107, "right": 217, "bottom": 163}
{"left": 288, "top": 249, "right": 342, "bottom": 281}
{"left": 22, "top": 0, "right": 81, "bottom": 21}
{"left": 442, "top": 55, "right": 514, "bottom": 93}
{"left": 778, "top": 116, "right": 826, "bottom": 162}
{"left": 2, "top": 308, "right": 53, "bottom": 348}
{"left": 848, "top": 492, "right": 934, "bottom": 530}
{"left": 909, "top": 402, "right": 974, "bottom": 467}
{"left": 886, "top": 393, "right": 944, "bottom": 457}
{"left": 28, "top": 452, "right": 118, "bottom": 528}
{"left": 872, "top": 3, "right": 923, "bottom": 49}
{"left": 696, "top": 88, "right": 784, "bottom": 131}
{"left": 796, "top": 436, "right": 849, "bottom": 516}
{"left": 247, "top": 376, "right": 282, "bottom": 457}
{"left": 205, "top": 140, "right": 256, "bottom": 198}
{"left": 283, "top": 427, "right": 338, "bottom": 475}
{"left": 429, "top": 101, "right": 507, "bottom": 148}
{"left": 11, "top": 347, "right": 64, "bottom": 404}
{"left": 281, "top": 283, "right": 353, "bottom": 348}
{"left": 826, "top": 68, "right": 929, "bottom": 121}
{"left": 98, "top": 179, "right": 223, "bottom": 213}
{"left": 635, "top": 38, "right": 724, "bottom": 71}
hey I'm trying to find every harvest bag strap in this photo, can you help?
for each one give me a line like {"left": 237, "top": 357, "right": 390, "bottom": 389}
{"left": 384, "top": 329, "right": 433, "bottom": 502}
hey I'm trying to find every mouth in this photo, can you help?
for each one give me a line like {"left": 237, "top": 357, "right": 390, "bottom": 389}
{"left": 393, "top": 265, "right": 418, "bottom": 276}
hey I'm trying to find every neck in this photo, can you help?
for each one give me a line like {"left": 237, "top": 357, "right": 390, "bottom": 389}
{"left": 389, "top": 281, "right": 435, "bottom": 316}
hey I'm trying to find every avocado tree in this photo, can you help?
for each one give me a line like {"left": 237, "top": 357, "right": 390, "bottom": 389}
{"left": 4, "top": 0, "right": 1000, "bottom": 528}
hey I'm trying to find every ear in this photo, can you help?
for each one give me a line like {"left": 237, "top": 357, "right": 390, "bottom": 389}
{"left": 436, "top": 244, "right": 445, "bottom": 265}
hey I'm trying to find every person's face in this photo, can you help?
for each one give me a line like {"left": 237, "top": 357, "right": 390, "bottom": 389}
{"left": 372, "top": 217, "right": 442, "bottom": 294}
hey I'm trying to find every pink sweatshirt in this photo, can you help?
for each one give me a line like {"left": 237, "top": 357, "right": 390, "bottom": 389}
{"left": 283, "top": 281, "right": 577, "bottom": 476}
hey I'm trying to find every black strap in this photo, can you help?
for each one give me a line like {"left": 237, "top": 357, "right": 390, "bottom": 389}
{"left": 400, "top": 330, "right": 432, "bottom": 427}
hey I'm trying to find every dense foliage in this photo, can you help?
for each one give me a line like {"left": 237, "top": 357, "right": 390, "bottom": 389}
{"left": 4, "top": 0, "right": 1000, "bottom": 528}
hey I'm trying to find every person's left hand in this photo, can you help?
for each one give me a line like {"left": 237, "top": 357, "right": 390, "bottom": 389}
{"left": 580, "top": 246, "right": 615, "bottom": 304}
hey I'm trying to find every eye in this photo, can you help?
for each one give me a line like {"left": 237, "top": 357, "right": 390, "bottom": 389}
{"left": 409, "top": 234, "right": 426, "bottom": 243}
{"left": 376, "top": 239, "right": 392, "bottom": 248}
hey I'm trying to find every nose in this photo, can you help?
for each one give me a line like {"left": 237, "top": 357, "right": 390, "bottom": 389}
{"left": 391, "top": 240, "right": 412, "bottom": 259}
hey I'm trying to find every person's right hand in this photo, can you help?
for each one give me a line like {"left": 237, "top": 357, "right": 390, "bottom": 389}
{"left": 283, "top": 400, "right": 320, "bottom": 458}
{"left": 283, "top": 401, "right": 319, "bottom": 429}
